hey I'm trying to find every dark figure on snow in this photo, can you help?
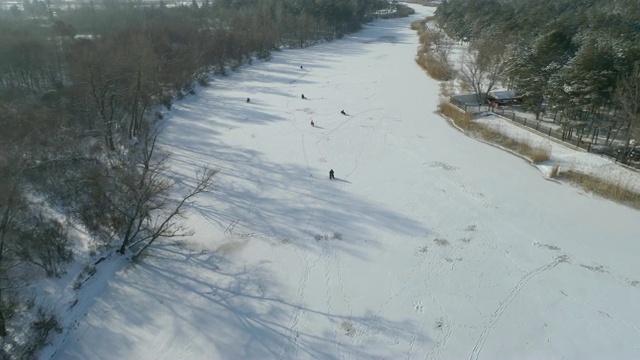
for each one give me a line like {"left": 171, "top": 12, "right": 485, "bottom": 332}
{"left": 311, "top": 120, "right": 315, "bottom": 127}
{"left": 300, "top": 65, "right": 303, "bottom": 69}
{"left": 302, "top": 94, "right": 306, "bottom": 99}
{"left": 246, "top": 97, "right": 250, "bottom": 103}
{"left": 329, "top": 169, "right": 335, "bottom": 180}
{"left": 340, "top": 110, "right": 346, "bottom": 115}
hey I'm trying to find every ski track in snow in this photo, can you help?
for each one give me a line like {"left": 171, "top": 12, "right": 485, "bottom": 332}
{"left": 282, "top": 82, "right": 386, "bottom": 358}
{"left": 277, "top": 94, "right": 321, "bottom": 360}
{"left": 433, "top": 158, "right": 640, "bottom": 359}
{"left": 419, "top": 236, "right": 453, "bottom": 360}
{"left": 469, "top": 255, "right": 569, "bottom": 360}
{"left": 559, "top": 289, "right": 640, "bottom": 345}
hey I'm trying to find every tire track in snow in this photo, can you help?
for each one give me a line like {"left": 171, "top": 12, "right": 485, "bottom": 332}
{"left": 469, "top": 255, "right": 568, "bottom": 360}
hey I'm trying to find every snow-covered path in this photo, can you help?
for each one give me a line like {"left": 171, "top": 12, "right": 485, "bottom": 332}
{"left": 50, "top": 5, "right": 640, "bottom": 360}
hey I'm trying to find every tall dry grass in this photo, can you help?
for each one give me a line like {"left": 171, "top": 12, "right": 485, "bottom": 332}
{"left": 557, "top": 170, "right": 640, "bottom": 209}
{"left": 440, "top": 99, "right": 640, "bottom": 208}
{"left": 410, "top": 20, "right": 425, "bottom": 31}
{"left": 416, "top": 51, "right": 454, "bottom": 81}
{"left": 439, "top": 100, "right": 552, "bottom": 164}
{"left": 439, "top": 81, "right": 455, "bottom": 99}
{"left": 438, "top": 101, "right": 473, "bottom": 128}
{"left": 412, "top": 18, "right": 453, "bottom": 81}
{"left": 529, "top": 147, "right": 551, "bottom": 164}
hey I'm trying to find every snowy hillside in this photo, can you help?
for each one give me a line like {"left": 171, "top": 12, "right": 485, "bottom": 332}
{"left": 45, "top": 4, "right": 640, "bottom": 360}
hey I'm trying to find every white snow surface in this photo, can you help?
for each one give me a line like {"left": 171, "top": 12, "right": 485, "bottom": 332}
{"left": 46, "top": 5, "right": 640, "bottom": 360}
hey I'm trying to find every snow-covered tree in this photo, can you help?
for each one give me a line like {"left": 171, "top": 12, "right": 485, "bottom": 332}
{"left": 614, "top": 62, "right": 640, "bottom": 163}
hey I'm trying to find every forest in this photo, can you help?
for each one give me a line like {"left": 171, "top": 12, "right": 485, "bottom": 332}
{"left": 0, "top": 0, "right": 411, "bottom": 357}
{"left": 434, "top": 0, "right": 640, "bottom": 163}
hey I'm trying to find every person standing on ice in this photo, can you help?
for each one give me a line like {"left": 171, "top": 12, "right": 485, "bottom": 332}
{"left": 329, "top": 169, "right": 335, "bottom": 180}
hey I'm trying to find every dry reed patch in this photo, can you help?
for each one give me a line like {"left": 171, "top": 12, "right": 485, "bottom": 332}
{"left": 438, "top": 101, "right": 473, "bottom": 128}
{"left": 517, "top": 141, "right": 532, "bottom": 155}
{"left": 416, "top": 51, "right": 454, "bottom": 81}
{"left": 529, "top": 147, "right": 552, "bottom": 164}
{"left": 439, "top": 81, "right": 455, "bottom": 99}
{"left": 503, "top": 137, "right": 551, "bottom": 164}
{"left": 439, "top": 101, "right": 553, "bottom": 164}
{"left": 437, "top": 90, "right": 640, "bottom": 209}
{"left": 557, "top": 170, "right": 640, "bottom": 209}
{"left": 412, "top": 17, "right": 454, "bottom": 81}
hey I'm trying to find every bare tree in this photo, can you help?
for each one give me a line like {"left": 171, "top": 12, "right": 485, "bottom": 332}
{"left": 423, "top": 24, "right": 448, "bottom": 55}
{"left": 112, "top": 128, "right": 215, "bottom": 257}
{"left": 459, "top": 49, "right": 487, "bottom": 105}
{"left": 130, "top": 167, "right": 214, "bottom": 260}
{"left": 70, "top": 40, "right": 124, "bottom": 151}
{"left": 0, "top": 103, "right": 35, "bottom": 337}
{"left": 459, "top": 40, "right": 508, "bottom": 105}
{"left": 0, "top": 178, "right": 23, "bottom": 337}
{"left": 14, "top": 214, "right": 73, "bottom": 278}
{"left": 0, "top": 169, "right": 45, "bottom": 338}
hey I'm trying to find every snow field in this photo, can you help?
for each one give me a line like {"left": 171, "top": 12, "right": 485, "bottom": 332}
{"left": 47, "top": 4, "right": 640, "bottom": 360}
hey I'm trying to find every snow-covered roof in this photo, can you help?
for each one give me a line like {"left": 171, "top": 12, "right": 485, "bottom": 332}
{"left": 487, "top": 89, "right": 519, "bottom": 100}
{"left": 451, "top": 93, "right": 486, "bottom": 105}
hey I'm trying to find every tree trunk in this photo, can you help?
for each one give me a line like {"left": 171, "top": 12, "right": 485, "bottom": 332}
{"left": 0, "top": 283, "right": 6, "bottom": 337}
{"left": 0, "top": 197, "right": 11, "bottom": 337}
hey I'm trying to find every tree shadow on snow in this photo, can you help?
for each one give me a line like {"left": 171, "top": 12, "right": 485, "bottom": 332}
{"left": 52, "top": 10, "right": 438, "bottom": 360}
{"left": 58, "top": 242, "right": 431, "bottom": 359}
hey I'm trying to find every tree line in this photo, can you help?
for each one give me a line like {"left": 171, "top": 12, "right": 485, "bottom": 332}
{"left": 0, "top": 0, "right": 410, "bottom": 355}
{"left": 434, "top": 0, "right": 640, "bottom": 163}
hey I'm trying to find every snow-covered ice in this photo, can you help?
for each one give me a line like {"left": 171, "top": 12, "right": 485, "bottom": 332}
{"left": 46, "top": 5, "right": 640, "bottom": 360}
